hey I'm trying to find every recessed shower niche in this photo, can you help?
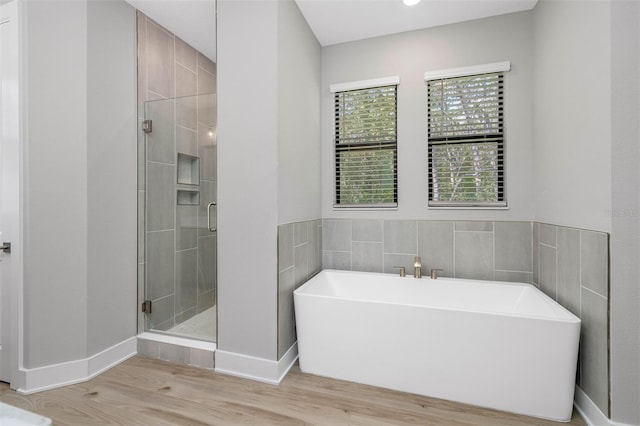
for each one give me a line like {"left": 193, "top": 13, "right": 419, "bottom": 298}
{"left": 177, "top": 153, "right": 200, "bottom": 186}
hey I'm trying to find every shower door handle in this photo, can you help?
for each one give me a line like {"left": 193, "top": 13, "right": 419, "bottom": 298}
{"left": 207, "top": 202, "right": 216, "bottom": 232}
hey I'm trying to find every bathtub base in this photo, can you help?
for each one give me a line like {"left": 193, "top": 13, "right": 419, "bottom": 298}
{"left": 295, "top": 271, "right": 580, "bottom": 422}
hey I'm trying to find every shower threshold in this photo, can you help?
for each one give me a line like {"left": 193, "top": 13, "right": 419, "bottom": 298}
{"left": 137, "top": 331, "right": 216, "bottom": 369}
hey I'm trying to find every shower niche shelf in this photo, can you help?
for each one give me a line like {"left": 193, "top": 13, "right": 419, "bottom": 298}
{"left": 177, "top": 153, "right": 200, "bottom": 186}
{"left": 177, "top": 190, "right": 200, "bottom": 206}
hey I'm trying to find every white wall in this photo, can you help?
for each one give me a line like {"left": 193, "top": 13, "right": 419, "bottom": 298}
{"left": 532, "top": 0, "right": 611, "bottom": 233}
{"left": 86, "top": 0, "right": 137, "bottom": 357}
{"left": 23, "top": 0, "right": 88, "bottom": 368}
{"left": 277, "top": 0, "right": 321, "bottom": 225}
{"left": 610, "top": 1, "right": 640, "bottom": 423}
{"left": 217, "top": 0, "right": 279, "bottom": 360}
{"left": 321, "top": 11, "right": 534, "bottom": 221}
{"left": 22, "top": 0, "right": 137, "bottom": 369}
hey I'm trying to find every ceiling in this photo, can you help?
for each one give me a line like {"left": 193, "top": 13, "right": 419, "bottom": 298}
{"left": 122, "top": 0, "right": 538, "bottom": 61}
{"left": 295, "top": 0, "right": 538, "bottom": 46}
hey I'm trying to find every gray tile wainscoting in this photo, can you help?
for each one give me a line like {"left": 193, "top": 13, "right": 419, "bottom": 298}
{"left": 323, "top": 219, "right": 534, "bottom": 283}
{"left": 277, "top": 219, "right": 322, "bottom": 359}
{"left": 534, "top": 222, "right": 610, "bottom": 416}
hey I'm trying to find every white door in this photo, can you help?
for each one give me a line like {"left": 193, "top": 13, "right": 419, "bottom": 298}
{"left": 0, "top": 0, "right": 19, "bottom": 384}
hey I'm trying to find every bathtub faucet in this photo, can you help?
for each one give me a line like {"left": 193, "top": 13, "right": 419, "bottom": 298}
{"left": 414, "top": 256, "right": 422, "bottom": 278}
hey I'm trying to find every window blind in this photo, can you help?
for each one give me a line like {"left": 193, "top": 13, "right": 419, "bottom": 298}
{"left": 427, "top": 72, "right": 505, "bottom": 207}
{"left": 334, "top": 85, "right": 398, "bottom": 207}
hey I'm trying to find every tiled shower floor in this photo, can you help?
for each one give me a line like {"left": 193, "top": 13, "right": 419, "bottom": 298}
{"left": 167, "top": 306, "right": 216, "bottom": 342}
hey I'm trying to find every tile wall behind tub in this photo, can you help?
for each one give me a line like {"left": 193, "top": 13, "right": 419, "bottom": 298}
{"left": 277, "top": 219, "right": 322, "bottom": 359}
{"left": 137, "top": 11, "right": 218, "bottom": 333}
{"left": 533, "top": 223, "right": 610, "bottom": 417}
{"left": 322, "top": 219, "right": 534, "bottom": 282}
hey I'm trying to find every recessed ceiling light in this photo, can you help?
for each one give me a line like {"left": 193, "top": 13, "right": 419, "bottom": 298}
{"left": 403, "top": 0, "right": 421, "bottom": 6}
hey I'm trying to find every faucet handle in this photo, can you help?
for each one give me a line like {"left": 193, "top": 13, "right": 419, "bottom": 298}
{"left": 430, "top": 268, "right": 444, "bottom": 279}
{"left": 414, "top": 256, "right": 422, "bottom": 266}
{"left": 393, "top": 266, "right": 406, "bottom": 277}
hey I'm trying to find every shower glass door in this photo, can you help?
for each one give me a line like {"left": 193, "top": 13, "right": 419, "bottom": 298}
{"left": 143, "top": 93, "right": 217, "bottom": 342}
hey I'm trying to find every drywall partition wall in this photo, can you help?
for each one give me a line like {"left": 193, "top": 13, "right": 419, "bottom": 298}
{"left": 277, "top": 0, "right": 321, "bottom": 225}
{"left": 532, "top": 0, "right": 611, "bottom": 234}
{"left": 217, "top": 0, "right": 279, "bottom": 361}
{"left": 23, "top": 0, "right": 89, "bottom": 368}
{"left": 86, "top": 0, "right": 137, "bottom": 358}
{"left": 321, "top": 11, "right": 534, "bottom": 221}
{"left": 610, "top": 1, "right": 640, "bottom": 424}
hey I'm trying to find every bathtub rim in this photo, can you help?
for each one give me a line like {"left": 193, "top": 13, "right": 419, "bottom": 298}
{"left": 294, "top": 269, "right": 581, "bottom": 324}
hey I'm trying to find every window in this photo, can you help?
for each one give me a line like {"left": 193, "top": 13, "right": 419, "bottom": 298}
{"left": 426, "top": 62, "right": 509, "bottom": 207}
{"left": 332, "top": 77, "right": 398, "bottom": 208}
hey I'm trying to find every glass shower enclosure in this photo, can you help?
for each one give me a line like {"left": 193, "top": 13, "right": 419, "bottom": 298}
{"left": 142, "top": 93, "right": 217, "bottom": 342}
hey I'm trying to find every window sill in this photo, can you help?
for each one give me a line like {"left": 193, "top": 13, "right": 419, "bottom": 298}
{"left": 427, "top": 206, "right": 510, "bottom": 210}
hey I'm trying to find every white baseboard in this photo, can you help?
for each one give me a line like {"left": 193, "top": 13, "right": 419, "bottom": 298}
{"left": 16, "top": 337, "right": 137, "bottom": 394}
{"left": 215, "top": 342, "right": 298, "bottom": 385}
{"left": 574, "top": 385, "right": 610, "bottom": 426}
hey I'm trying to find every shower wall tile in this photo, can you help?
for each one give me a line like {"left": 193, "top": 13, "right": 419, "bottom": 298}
{"left": 198, "top": 235, "right": 216, "bottom": 294}
{"left": 146, "top": 162, "right": 175, "bottom": 231}
{"left": 532, "top": 222, "right": 539, "bottom": 285}
{"left": 189, "top": 348, "right": 214, "bottom": 370}
{"left": 147, "top": 294, "right": 174, "bottom": 331}
{"left": 494, "top": 270, "right": 533, "bottom": 283}
{"left": 384, "top": 220, "right": 417, "bottom": 254}
{"left": 198, "top": 69, "right": 216, "bottom": 95}
{"left": 308, "top": 221, "right": 321, "bottom": 275}
{"left": 175, "top": 37, "right": 197, "bottom": 72}
{"left": 176, "top": 249, "right": 198, "bottom": 314}
{"left": 352, "top": 242, "right": 383, "bottom": 273}
{"left": 278, "top": 267, "right": 295, "bottom": 358}
{"left": 146, "top": 20, "right": 175, "bottom": 99}
{"left": 137, "top": 338, "right": 159, "bottom": 359}
{"left": 197, "top": 181, "right": 216, "bottom": 237}
{"left": 557, "top": 227, "right": 581, "bottom": 316}
{"left": 323, "top": 219, "right": 351, "bottom": 251}
{"left": 138, "top": 190, "right": 145, "bottom": 263}
{"left": 323, "top": 250, "right": 351, "bottom": 270}
{"left": 159, "top": 343, "right": 189, "bottom": 364}
{"left": 454, "top": 221, "right": 493, "bottom": 232}
{"left": 383, "top": 254, "right": 415, "bottom": 275}
{"left": 294, "top": 244, "right": 309, "bottom": 286}
{"left": 176, "top": 96, "right": 198, "bottom": 130}
{"left": 198, "top": 124, "right": 217, "bottom": 181}
{"left": 418, "top": 221, "right": 454, "bottom": 278}
{"left": 294, "top": 221, "right": 308, "bottom": 246}
{"left": 137, "top": 12, "right": 147, "bottom": 116}
{"left": 176, "top": 126, "right": 197, "bottom": 157}
{"left": 454, "top": 231, "right": 494, "bottom": 280}
{"left": 147, "top": 230, "right": 175, "bottom": 300}
{"left": 278, "top": 223, "right": 294, "bottom": 272}
{"left": 538, "top": 243, "right": 557, "bottom": 299}
{"left": 580, "top": 288, "right": 609, "bottom": 415}
{"left": 197, "top": 290, "right": 215, "bottom": 313}
{"left": 198, "top": 52, "right": 216, "bottom": 75}
{"left": 176, "top": 63, "right": 197, "bottom": 98}
{"left": 538, "top": 223, "right": 557, "bottom": 246}
{"left": 198, "top": 94, "right": 217, "bottom": 128}
{"left": 146, "top": 99, "right": 175, "bottom": 164}
{"left": 277, "top": 219, "right": 322, "bottom": 359}
{"left": 352, "top": 219, "right": 383, "bottom": 242}
{"left": 581, "top": 230, "right": 609, "bottom": 298}
{"left": 176, "top": 205, "right": 198, "bottom": 250}
{"left": 494, "top": 222, "right": 532, "bottom": 272}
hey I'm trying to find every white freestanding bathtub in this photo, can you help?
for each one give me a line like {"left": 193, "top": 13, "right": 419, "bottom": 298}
{"left": 293, "top": 270, "right": 581, "bottom": 422}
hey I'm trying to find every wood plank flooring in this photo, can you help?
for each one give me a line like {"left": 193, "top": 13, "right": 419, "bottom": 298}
{"left": 0, "top": 356, "right": 586, "bottom": 425}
